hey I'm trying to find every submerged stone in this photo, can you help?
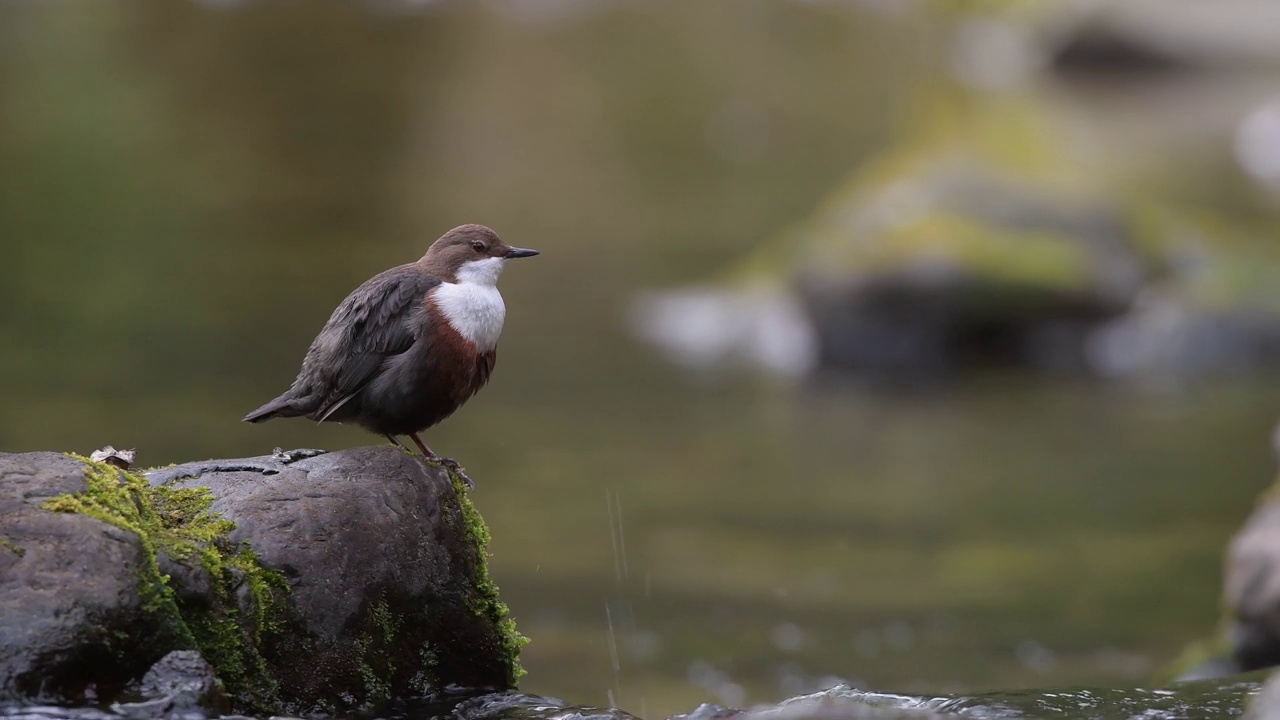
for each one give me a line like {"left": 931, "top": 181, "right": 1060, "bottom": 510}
{"left": 111, "top": 651, "right": 227, "bottom": 718}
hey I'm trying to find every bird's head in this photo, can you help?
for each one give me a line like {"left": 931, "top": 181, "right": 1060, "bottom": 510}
{"left": 421, "top": 224, "right": 539, "bottom": 286}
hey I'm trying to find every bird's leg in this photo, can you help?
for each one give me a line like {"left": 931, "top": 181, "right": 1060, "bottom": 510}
{"left": 410, "top": 433, "right": 475, "bottom": 490}
{"left": 385, "top": 434, "right": 410, "bottom": 452}
{"left": 409, "top": 433, "right": 435, "bottom": 457}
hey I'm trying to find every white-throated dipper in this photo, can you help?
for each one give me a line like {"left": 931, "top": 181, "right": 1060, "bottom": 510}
{"left": 243, "top": 224, "right": 539, "bottom": 475}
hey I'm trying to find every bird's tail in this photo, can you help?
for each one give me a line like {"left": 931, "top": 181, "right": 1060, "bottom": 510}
{"left": 243, "top": 394, "right": 306, "bottom": 423}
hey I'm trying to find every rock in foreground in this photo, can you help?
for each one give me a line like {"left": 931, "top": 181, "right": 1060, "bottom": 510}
{"left": 0, "top": 448, "right": 524, "bottom": 715}
{"left": 148, "top": 447, "right": 525, "bottom": 710}
{"left": 0, "top": 452, "right": 192, "bottom": 704}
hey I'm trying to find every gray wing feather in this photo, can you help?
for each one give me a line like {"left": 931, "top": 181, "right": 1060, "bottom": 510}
{"left": 301, "top": 266, "right": 439, "bottom": 421}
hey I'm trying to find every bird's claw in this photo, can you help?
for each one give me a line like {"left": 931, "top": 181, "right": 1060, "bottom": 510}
{"left": 426, "top": 455, "right": 475, "bottom": 490}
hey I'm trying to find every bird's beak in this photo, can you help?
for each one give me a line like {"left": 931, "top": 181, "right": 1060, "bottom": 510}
{"left": 505, "top": 247, "right": 540, "bottom": 259}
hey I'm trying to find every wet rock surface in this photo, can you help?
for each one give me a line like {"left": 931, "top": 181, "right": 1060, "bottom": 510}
{"left": 670, "top": 687, "right": 945, "bottom": 720}
{"left": 137, "top": 652, "right": 224, "bottom": 710}
{"left": 0, "top": 448, "right": 522, "bottom": 716}
{"left": 0, "top": 452, "right": 188, "bottom": 705}
{"left": 146, "top": 447, "right": 523, "bottom": 712}
{"left": 111, "top": 652, "right": 227, "bottom": 719}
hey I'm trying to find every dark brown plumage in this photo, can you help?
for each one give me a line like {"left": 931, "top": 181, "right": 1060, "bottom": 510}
{"left": 244, "top": 224, "right": 539, "bottom": 465}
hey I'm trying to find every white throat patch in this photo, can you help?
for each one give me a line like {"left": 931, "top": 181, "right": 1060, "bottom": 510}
{"left": 433, "top": 258, "right": 507, "bottom": 351}
{"left": 455, "top": 257, "right": 505, "bottom": 286}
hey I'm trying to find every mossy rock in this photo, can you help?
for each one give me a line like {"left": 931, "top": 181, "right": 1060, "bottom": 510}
{"left": 0, "top": 451, "right": 287, "bottom": 711}
{"left": 1, "top": 452, "right": 194, "bottom": 703}
{"left": 146, "top": 446, "right": 526, "bottom": 714}
{"left": 0, "top": 448, "right": 525, "bottom": 715}
{"left": 637, "top": 78, "right": 1280, "bottom": 380}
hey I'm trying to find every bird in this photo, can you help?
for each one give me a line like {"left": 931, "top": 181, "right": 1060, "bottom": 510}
{"left": 243, "top": 224, "right": 539, "bottom": 480}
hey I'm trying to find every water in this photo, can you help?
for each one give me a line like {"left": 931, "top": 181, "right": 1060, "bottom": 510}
{"left": 0, "top": 679, "right": 1268, "bottom": 719}
{"left": 3, "top": 2, "right": 1280, "bottom": 718}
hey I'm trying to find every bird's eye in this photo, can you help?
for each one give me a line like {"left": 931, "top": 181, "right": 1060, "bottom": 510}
{"left": 471, "top": 241, "right": 486, "bottom": 252}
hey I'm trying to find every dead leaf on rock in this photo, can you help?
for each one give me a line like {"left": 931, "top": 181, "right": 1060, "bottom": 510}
{"left": 91, "top": 445, "right": 137, "bottom": 470}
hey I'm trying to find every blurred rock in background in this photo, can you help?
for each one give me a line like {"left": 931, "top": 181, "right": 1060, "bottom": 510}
{"left": 632, "top": 0, "right": 1280, "bottom": 386}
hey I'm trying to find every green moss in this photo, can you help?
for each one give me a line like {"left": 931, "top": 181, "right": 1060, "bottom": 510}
{"left": 41, "top": 454, "right": 288, "bottom": 713}
{"left": 142, "top": 462, "right": 179, "bottom": 472}
{"left": 352, "top": 636, "right": 390, "bottom": 704}
{"left": 411, "top": 645, "right": 440, "bottom": 694}
{"left": 40, "top": 456, "right": 196, "bottom": 642}
{"left": 351, "top": 597, "right": 402, "bottom": 704}
{"left": 183, "top": 544, "right": 286, "bottom": 710}
{"left": 393, "top": 451, "right": 526, "bottom": 685}
{"left": 448, "top": 470, "right": 529, "bottom": 683}
{"left": 0, "top": 536, "right": 25, "bottom": 557}
{"left": 807, "top": 211, "right": 1092, "bottom": 292}
{"left": 370, "top": 598, "right": 401, "bottom": 646}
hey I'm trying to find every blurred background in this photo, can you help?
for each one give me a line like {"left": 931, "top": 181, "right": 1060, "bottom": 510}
{"left": 4, "top": 0, "right": 1280, "bottom": 716}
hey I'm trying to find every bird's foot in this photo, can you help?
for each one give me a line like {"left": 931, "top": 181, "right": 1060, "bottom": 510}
{"left": 271, "top": 447, "right": 328, "bottom": 464}
{"left": 425, "top": 454, "right": 475, "bottom": 491}
{"left": 406, "top": 433, "right": 474, "bottom": 489}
